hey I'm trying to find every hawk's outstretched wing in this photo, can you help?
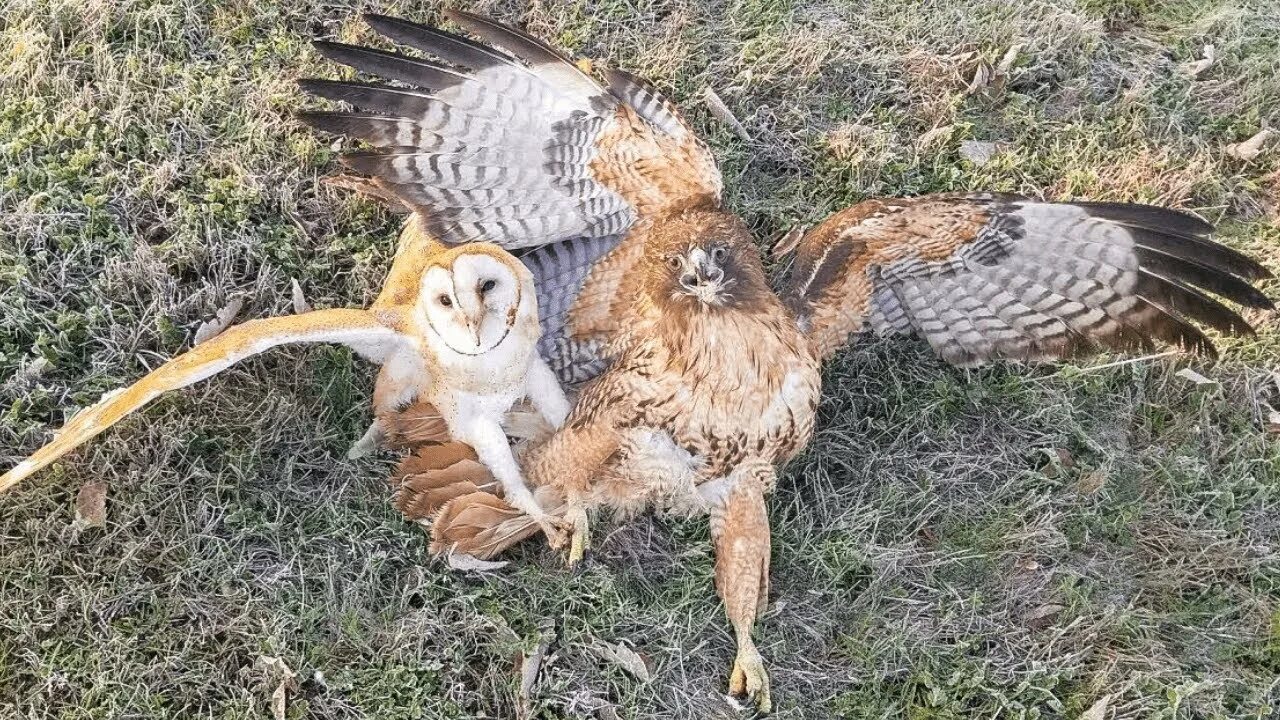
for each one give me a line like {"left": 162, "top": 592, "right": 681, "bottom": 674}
{"left": 0, "top": 310, "right": 407, "bottom": 493}
{"left": 780, "top": 194, "right": 1274, "bottom": 364}
{"left": 298, "top": 12, "right": 721, "bottom": 382}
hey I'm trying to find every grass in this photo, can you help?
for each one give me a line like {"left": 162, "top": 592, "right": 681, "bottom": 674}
{"left": 1, "top": 0, "right": 1278, "bottom": 717}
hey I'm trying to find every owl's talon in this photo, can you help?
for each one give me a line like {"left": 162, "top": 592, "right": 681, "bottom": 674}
{"left": 729, "top": 644, "right": 771, "bottom": 713}
{"left": 505, "top": 502, "right": 565, "bottom": 548}
{"left": 532, "top": 514, "right": 570, "bottom": 548}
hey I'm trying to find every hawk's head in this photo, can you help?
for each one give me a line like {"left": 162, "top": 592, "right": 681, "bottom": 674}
{"left": 647, "top": 211, "right": 769, "bottom": 311}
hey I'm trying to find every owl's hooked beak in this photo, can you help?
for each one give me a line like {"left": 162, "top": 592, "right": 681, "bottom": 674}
{"left": 678, "top": 247, "right": 727, "bottom": 305}
{"left": 466, "top": 316, "right": 484, "bottom": 348}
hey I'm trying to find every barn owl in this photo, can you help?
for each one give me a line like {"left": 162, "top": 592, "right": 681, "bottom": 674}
{"left": 0, "top": 218, "right": 571, "bottom": 536}
{"left": 298, "top": 10, "right": 1276, "bottom": 712}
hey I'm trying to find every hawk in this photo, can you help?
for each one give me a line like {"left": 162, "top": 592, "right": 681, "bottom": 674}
{"left": 298, "top": 11, "right": 1274, "bottom": 711}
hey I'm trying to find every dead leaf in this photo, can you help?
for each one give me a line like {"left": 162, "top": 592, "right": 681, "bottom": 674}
{"left": 446, "top": 551, "right": 510, "bottom": 572}
{"left": 1024, "top": 603, "right": 1066, "bottom": 630}
{"left": 194, "top": 297, "right": 244, "bottom": 345}
{"left": 567, "top": 691, "right": 620, "bottom": 720}
{"left": 1176, "top": 367, "right": 1218, "bottom": 386}
{"left": 702, "top": 87, "right": 752, "bottom": 142}
{"left": 596, "top": 641, "right": 651, "bottom": 681}
{"left": 967, "top": 61, "right": 994, "bottom": 93}
{"left": 518, "top": 647, "right": 544, "bottom": 703}
{"left": 74, "top": 482, "right": 107, "bottom": 529}
{"left": 771, "top": 225, "right": 808, "bottom": 258}
{"left": 1185, "top": 44, "right": 1216, "bottom": 77}
{"left": 916, "top": 124, "right": 955, "bottom": 149}
{"left": 918, "top": 524, "right": 940, "bottom": 547}
{"left": 1055, "top": 448, "right": 1076, "bottom": 468}
{"left": 996, "top": 44, "right": 1022, "bottom": 75}
{"left": 1265, "top": 407, "right": 1280, "bottom": 435}
{"left": 291, "top": 279, "right": 311, "bottom": 315}
{"left": 1041, "top": 447, "right": 1075, "bottom": 477}
{"left": 1076, "top": 468, "right": 1108, "bottom": 495}
{"left": 575, "top": 58, "right": 595, "bottom": 75}
{"left": 1014, "top": 557, "right": 1040, "bottom": 573}
{"left": 517, "top": 629, "right": 553, "bottom": 716}
{"left": 1227, "top": 129, "right": 1275, "bottom": 161}
{"left": 256, "top": 655, "right": 298, "bottom": 720}
{"left": 1082, "top": 694, "right": 1111, "bottom": 720}
{"left": 960, "top": 140, "right": 1000, "bottom": 166}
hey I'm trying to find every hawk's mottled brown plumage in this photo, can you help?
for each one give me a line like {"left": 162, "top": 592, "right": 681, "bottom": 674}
{"left": 299, "top": 11, "right": 1274, "bottom": 710}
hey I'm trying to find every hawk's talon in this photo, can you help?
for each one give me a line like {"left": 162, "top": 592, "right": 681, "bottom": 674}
{"left": 566, "top": 504, "right": 590, "bottom": 566}
{"left": 729, "top": 644, "right": 771, "bottom": 714}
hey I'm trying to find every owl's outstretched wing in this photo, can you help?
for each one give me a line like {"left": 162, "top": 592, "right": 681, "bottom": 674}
{"left": 297, "top": 11, "right": 721, "bottom": 382}
{"left": 0, "top": 309, "right": 408, "bottom": 493}
{"left": 780, "top": 194, "right": 1274, "bottom": 365}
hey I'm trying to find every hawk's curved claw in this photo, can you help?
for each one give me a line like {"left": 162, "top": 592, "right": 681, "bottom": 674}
{"left": 729, "top": 644, "right": 771, "bottom": 713}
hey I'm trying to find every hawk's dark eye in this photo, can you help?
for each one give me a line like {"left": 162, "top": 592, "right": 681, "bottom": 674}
{"left": 479, "top": 279, "right": 496, "bottom": 294}
{"left": 711, "top": 245, "right": 728, "bottom": 262}
{"left": 438, "top": 294, "right": 452, "bottom": 307}
{"left": 666, "top": 255, "right": 682, "bottom": 270}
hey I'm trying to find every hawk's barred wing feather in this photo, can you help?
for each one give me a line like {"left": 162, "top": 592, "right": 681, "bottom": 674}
{"left": 0, "top": 310, "right": 407, "bottom": 493}
{"left": 520, "top": 235, "right": 627, "bottom": 383}
{"left": 298, "top": 11, "right": 719, "bottom": 249}
{"left": 782, "top": 194, "right": 1274, "bottom": 365}
{"left": 299, "top": 11, "right": 721, "bottom": 382}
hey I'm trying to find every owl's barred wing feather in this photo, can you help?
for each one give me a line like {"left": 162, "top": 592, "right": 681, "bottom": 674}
{"left": 783, "top": 194, "right": 1274, "bottom": 365}
{"left": 298, "top": 10, "right": 720, "bottom": 250}
{"left": 0, "top": 310, "right": 408, "bottom": 493}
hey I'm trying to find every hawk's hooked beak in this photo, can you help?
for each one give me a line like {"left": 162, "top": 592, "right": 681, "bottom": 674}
{"left": 679, "top": 248, "right": 727, "bottom": 304}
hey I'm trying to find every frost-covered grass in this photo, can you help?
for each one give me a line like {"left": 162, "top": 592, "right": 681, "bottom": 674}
{"left": 1, "top": 0, "right": 1278, "bottom": 717}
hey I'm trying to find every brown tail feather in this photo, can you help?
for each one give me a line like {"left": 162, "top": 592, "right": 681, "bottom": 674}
{"left": 430, "top": 491, "right": 540, "bottom": 559}
{"left": 392, "top": 441, "right": 496, "bottom": 521}
{"left": 383, "top": 401, "right": 452, "bottom": 448}
{"left": 393, "top": 441, "right": 479, "bottom": 478}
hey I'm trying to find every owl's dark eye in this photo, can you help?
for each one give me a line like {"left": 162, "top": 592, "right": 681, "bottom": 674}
{"left": 438, "top": 294, "right": 452, "bottom": 307}
{"left": 711, "top": 245, "right": 728, "bottom": 262}
{"left": 479, "top": 279, "right": 496, "bottom": 294}
{"left": 666, "top": 255, "right": 682, "bottom": 270}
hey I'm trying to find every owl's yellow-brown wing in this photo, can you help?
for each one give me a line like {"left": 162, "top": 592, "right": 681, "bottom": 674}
{"left": 298, "top": 11, "right": 721, "bottom": 383}
{"left": 0, "top": 309, "right": 407, "bottom": 493}
{"left": 781, "top": 194, "right": 1274, "bottom": 365}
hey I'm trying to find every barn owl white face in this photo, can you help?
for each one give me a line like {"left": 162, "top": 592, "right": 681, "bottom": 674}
{"left": 421, "top": 254, "right": 522, "bottom": 355}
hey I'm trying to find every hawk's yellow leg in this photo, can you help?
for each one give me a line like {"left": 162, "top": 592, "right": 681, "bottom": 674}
{"left": 714, "top": 466, "right": 774, "bottom": 713}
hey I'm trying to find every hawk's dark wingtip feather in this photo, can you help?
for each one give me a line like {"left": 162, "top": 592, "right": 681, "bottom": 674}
{"left": 361, "top": 12, "right": 517, "bottom": 70}
{"left": 1138, "top": 271, "right": 1258, "bottom": 338}
{"left": 310, "top": 41, "right": 465, "bottom": 90}
{"left": 1078, "top": 202, "right": 1214, "bottom": 237}
{"left": 1126, "top": 225, "right": 1272, "bottom": 282}
{"left": 1135, "top": 247, "right": 1275, "bottom": 310}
